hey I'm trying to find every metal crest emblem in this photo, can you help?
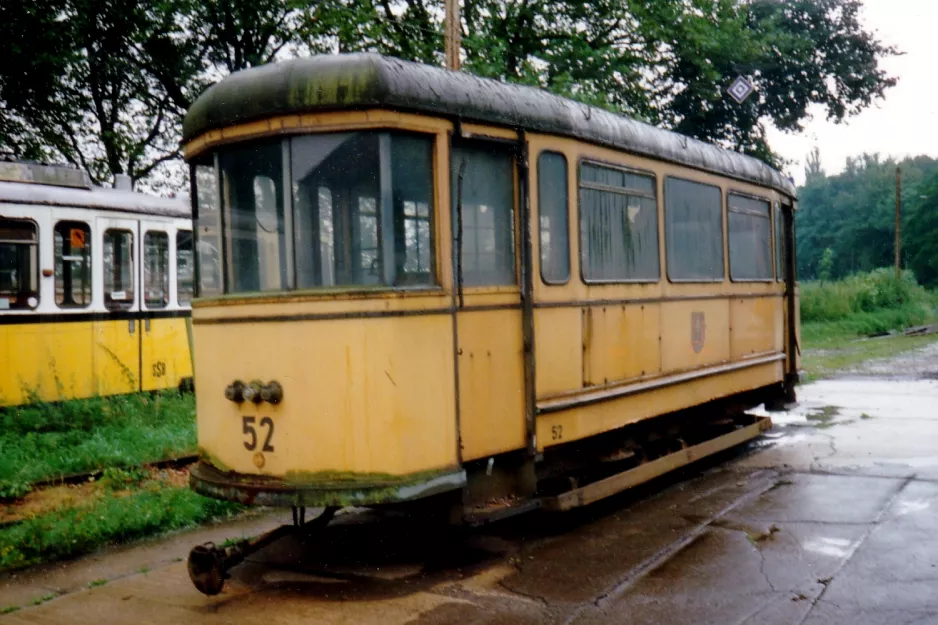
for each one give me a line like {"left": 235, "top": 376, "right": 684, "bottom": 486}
{"left": 691, "top": 312, "right": 706, "bottom": 354}
{"left": 727, "top": 76, "right": 755, "bottom": 104}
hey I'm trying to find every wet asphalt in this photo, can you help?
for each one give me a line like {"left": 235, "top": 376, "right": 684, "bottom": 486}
{"left": 4, "top": 343, "right": 938, "bottom": 624}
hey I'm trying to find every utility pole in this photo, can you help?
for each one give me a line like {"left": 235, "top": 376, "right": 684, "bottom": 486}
{"left": 445, "top": 0, "right": 461, "bottom": 71}
{"left": 895, "top": 166, "right": 901, "bottom": 280}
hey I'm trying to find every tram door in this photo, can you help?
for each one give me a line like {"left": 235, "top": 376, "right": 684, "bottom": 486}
{"left": 451, "top": 141, "right": 527, "bottom": 462}
{"left": 94, "top": 216, "right": 141, "bottom": 395}
{"left": 139, "top": 221, "right": 182, "bottom": 391}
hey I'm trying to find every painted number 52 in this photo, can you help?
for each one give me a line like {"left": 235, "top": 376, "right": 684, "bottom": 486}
{"left": 242, "top": 416, "right": 275, "bottom": 452}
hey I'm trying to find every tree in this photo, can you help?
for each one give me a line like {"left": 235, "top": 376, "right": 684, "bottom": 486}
{"left": 805, "top": 147, "right": 825, "bottom": 183}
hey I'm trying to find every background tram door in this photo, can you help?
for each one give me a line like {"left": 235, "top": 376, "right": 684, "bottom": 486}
{"left": 93, "top": 216, "right": 141, "bottom": 396}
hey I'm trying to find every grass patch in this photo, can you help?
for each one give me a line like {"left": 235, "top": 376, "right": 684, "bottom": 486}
{"left": 0, "top": 481, "right": 241, "bottom": 573}
{"left": 0, "top": 391, "right": 195, "bottom": 491}
{"left": 1, "top": 605, "right": 19, "bottom": 615}
{"left": 801, "top": 333, "right": 938, "bottom": 382}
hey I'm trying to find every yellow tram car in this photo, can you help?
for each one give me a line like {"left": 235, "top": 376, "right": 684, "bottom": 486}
{"left": 182, "top": 54, "right": 800, "bottom": 594}
{"left": 0, "top": 161, "right": 193, "bottom": 406}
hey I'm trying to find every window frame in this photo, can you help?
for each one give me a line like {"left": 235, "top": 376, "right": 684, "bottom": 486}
{"left": 664, "top": 175, "right": 726, "bottom": 284}
{"left": 0, "top": 217, "right": 40, "bottom": 310}
{"left": 726, "top": 189, "right": 774, "bottom": 283}
{"left": 53, "top": 220, "right": 93, "bottom": 309}
{"left": 578, "top": 157, "right": 661, "bottom": 285}
{"left": 774, "top": 201, "right": 785, "bottom": 283}
{"left": 103, "top": 228, "right": 136, "bottom": 311}
{"left": 450, "top": 138, "right": 519, "bottom": 288}
{"left": 143, "top": 229, "right": 170, "bottom": 309}
{"left": 537, "top": 150, "right": 571, "bottom": 286}
{"left": 176, "top": 229, "right": 194, "bottom": 305}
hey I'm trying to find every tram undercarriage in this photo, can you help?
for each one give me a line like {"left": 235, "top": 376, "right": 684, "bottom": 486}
{"left": 186, "top": 387, "right": 780, "bottom": 596}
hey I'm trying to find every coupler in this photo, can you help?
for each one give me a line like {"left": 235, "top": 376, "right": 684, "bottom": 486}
{"left": 187, "top": 506, "right": 338, "bottom": 595}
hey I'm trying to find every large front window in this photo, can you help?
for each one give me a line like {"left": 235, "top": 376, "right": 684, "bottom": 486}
{"left": 193, "top": 131, "right": 436, "bottom": 295}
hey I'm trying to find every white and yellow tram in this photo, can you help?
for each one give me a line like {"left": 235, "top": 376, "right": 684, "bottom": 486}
{"left": 0, "top": 161, "right": 193, "bottom": 406}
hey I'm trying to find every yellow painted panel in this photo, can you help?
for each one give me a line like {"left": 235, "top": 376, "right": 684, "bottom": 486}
{"left": 0, "top": 321, "right": 97, "bottom": 405}
{"left": 536, "top": 360, "right": 783, "bottom": 450}
{"left": 730, "top": 298, "right": 780, "bottom": 359}
{"left": 660, "top": 300, "right": 730, "bottom": 372}
{"left": 94, "top": 319, "right": 140, "bottom": 395}
{"left": 534, "top": 308, "right": 581, "bottom": 398}
{"left": 141, "top": 317, "right": 193, "bottom": 391}
{"left": 583, "top": 304, "right": 661, "bottom": 386}
{"left": 194, "top": 315, "right": 457, "bottom": 477}
{"left": 457, "top": 309, "right": 526, "bottom": 461}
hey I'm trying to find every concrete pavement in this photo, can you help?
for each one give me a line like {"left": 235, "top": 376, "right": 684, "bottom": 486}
{"left": 4, "top": 343, "right": 938, "bottom": 624}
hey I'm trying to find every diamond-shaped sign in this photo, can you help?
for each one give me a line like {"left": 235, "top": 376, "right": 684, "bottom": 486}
{"left": 727, "top": 76, "right": 755, "bottom": 104}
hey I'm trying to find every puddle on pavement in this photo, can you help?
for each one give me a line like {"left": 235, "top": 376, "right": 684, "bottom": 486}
{"left": 802, "top": 536, "right": 855, "bottom": 558}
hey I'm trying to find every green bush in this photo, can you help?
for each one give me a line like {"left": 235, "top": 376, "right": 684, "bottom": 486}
{"left": 800, "top": 268, "right": 938, "bottom": 323}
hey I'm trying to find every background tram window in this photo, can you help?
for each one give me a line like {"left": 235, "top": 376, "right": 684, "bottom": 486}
{"left": 103, "top": 229, "right": 135, "bottom": 310}
{"left": 54, "top": 221, "right": 92, "bottom": 308}
{"left": 0, "top": 218, "right": 39, "bottom": 310}
{"left": 451, "top": 144, "right": 515, "bottom": 286}
{"left": 579, "top": 162, "right": 659, "bottom": 282}
{"left": 143, "top": 231, "right": 169, "bottom": 308}
{"left": 538, "top": 152, "right": 570, "bottom": 284}
{"left": 193, "top": 162, "right": 222, "bottom": 296}
{"left": 665, "top": 178, "right": 724, "bottom": 281}
{"left": 177, "top": 230, "right": 194, "bottom": 304}
{"left": 728, "top": 194, "right": 772, "bottom": 281}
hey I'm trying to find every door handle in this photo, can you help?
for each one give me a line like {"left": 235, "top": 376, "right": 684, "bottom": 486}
{"left": 145, "top": 318, "right": 150, "bottom": 332}
{"left": 129, "top": 319, "right": 135, "bottom": 334}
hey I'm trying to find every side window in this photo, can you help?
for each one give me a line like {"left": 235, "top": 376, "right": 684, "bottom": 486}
{"left": 775, "top": 202, "right": 786, "bottom": 282}
{"left": 451, "top": 144, "right": 515, "bottom": 286}
{"left": 665, "top": 178, "right": 724, "bottom": 281}
{"left": 177, "top": 230, "right": 194, "bottom": 305}
{"left": 392, "top": 134, "right": 435, "bottom": 285}
{"left": 728, "top": 193, "right": 772, "bottom": 281}
{"left": 0, "top": 218, "right": 39, "bottom": 310}
{"left": 580, "top": 162, "right": 659, "bottom": 282}
{"left": 193, "top": 161, "right": 222, "bottom": 297}
{"left": 538, "top": 152, "right": 570, "bottom": 284}
{"left": 54, "top": 221, "right": 92, "bottom": 308}
{"left": 103, "top": 229, "right": 134, "bottom": 310}
{"left": 144, "top": 231, "right": 169, "bottom": 308}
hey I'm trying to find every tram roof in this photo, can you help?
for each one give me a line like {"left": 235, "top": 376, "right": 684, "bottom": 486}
{"left": 183, "top": 53, "right": 796, "bottom": 197}
{"left": 0, "top": 179, "right": 190, "bottom": 218}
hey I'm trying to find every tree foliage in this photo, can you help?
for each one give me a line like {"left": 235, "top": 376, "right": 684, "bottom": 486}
{"left": 1, "top": 0, "right": 898, "bottom": 190}
{"left": 796, "top": 152, "right": 938, "bottom": 288}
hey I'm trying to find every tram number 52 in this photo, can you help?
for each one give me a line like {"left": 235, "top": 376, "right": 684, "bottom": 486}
{"left": 242, "top": 416, "right": 275, "bottom": 452}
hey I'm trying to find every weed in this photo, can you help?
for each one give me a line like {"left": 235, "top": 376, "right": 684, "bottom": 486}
{"left": 88, "top": 579, "right": 108, "bottom": 588}
{"left": 100, "top": 467, "right": 149, "bottom": 491}
{"left": 0, "top": 605, "right": 19, "bottom": 614}
{"left": 30, "top": 592, "right": 57, "bottom": 605}
{"left": 0, "top": 481, "right": 32, "bottom": 501}
{"left": 0, "top": 484, "right": 241, "bottom": 573}
{"left": 860, "top": 413, "right": 874, "bottom": 420}
{"left": 137, "top": 566, "right": 149, "bottom": 574}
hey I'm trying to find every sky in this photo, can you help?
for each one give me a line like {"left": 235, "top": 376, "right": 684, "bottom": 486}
{"left": 766, "top": 0, "right": 938, "bottom": 186}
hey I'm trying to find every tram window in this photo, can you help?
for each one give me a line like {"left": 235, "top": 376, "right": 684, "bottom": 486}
{"left": 193, "top": 162, "right": 222, "bottom": 297}
{"left": 451, "top": 144, "right": 515, "bottom": 286}
{"left": 665, "top": 178, "right": 724, "bottom": 281}
{"left": 103, "top": 229, "right": 135, "bottom": 310}
{"left": 0, "top": 219, "right": 39, "bottom": 310}
{"left": 143, "top": 231, "right": 169, "bottom": 308}
{"left": 579, "top": 162, "right": 659, "bottom": 282}
{"left": 728, "top": 193, "right": 772, "bottom": 281}
{"left": 292, "top": 131, "right": 436, "bottom": 289}
{"left": 54, "top": 221, "right": 92, "bottom": 308}
{"left": 775, "top": 202, "right": 786, "bottom": 282}
{"left": 177, "top": 230, "right": 194, "bottom": 304}
{"left": 219, "top": 140, "right": 286, "bottom": 294}
{"left": 538, "top": 152, "right": 570, "bottom": 284}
